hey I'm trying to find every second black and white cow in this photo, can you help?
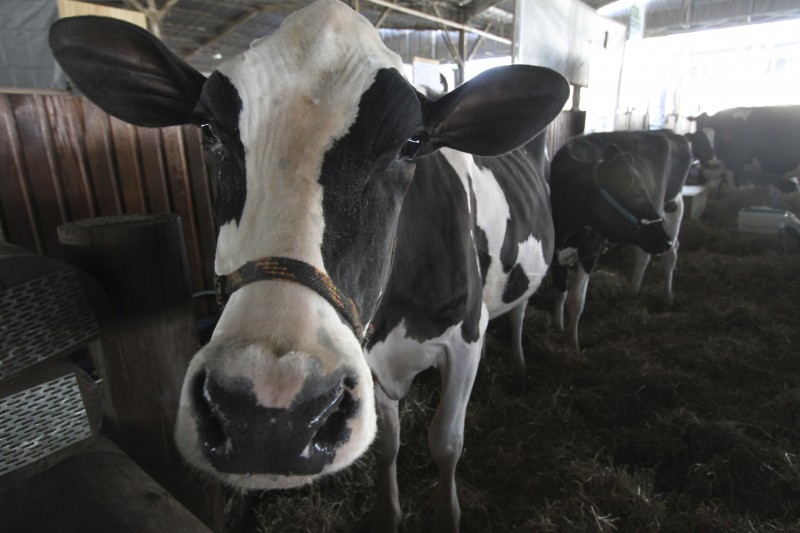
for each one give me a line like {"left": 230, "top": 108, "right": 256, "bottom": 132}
{"left": 549, "top": 130, "right": 691, "bottom": 350}
{"left": 687, "top": 106, "right": 800, "bottom": 192}
{"left": 49, "top": 1, "right": 568, "bottom": 531}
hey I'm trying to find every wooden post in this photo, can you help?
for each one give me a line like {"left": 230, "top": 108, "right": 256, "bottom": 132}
{"left": 57, "top": 214, "right": 224, "bottom": 532}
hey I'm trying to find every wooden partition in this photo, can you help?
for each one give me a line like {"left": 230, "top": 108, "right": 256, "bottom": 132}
{"left": 0, "top": 92, "right": 583, "bottom": 299}
{"left": 544, "top": 110, "right": 582, "bottom": 160}
{"left": 0, "top": 92, "right": 217, "bottom": 295}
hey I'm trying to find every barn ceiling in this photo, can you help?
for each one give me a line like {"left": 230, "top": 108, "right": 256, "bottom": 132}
{"left": 81, "top": 0, "right": 800, "bottom": 73}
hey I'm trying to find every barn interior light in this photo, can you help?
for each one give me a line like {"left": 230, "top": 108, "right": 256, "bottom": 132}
{"left": 212, "top": 50, "right": 223, "bottom": 60}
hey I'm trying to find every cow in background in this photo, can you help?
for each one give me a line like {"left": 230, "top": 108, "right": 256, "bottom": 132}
{"left": 549, "top": 130, "right": 692, "bottom": 350}
{"left": 49, "top": 1, "right": 569, "bottom": 531}
{"left": 688, "top": 106, "right": 800, "bottom": 193}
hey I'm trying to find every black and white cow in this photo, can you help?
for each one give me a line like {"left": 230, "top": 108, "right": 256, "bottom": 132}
{"left": 49, "top": 1, "right": 568, "bottom": 531}
{"left": 549, "top": 130, "right": 691, "bottom": 350}
{"left": 687, "top": 106, "right": 800, "bottom": 193}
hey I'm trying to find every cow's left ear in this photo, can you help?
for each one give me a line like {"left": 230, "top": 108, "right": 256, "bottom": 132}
{"left": 421, "top": 65, "right": 569, "bottom": 157}
{"left": 599, "top": 147, "right": 637, "bottom": 194}
{"left": 49, "top": 16, "right": 206, "bottom": 127}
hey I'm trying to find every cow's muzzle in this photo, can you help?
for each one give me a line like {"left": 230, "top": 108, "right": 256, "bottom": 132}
{"left": 636, "top": 222, "right": 673, "bottom": 255}
{"left": 191, "top": 369, "right": 359, "bottom": 476}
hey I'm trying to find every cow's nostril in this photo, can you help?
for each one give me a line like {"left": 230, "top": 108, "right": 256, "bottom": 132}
{"left": 192, "top": 371, "right": 228, "bottom": 454}
{"left": 311, "top": 385, "right": 356, "bottom": 453}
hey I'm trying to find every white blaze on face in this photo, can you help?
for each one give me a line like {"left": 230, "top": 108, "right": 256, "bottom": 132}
{"left": 208, "top": 0, "right": 405, "bottom": 349}
{"left": 214, "top": 0, "right": 404, "bottom": 277}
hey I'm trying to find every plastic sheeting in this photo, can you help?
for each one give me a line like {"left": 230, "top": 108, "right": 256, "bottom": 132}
{"left": 0, "top": 0, "right": 64, "bottom": 89}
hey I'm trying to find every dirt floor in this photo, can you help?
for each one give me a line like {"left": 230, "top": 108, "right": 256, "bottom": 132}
{"left": 229, "top": 185, "right": 800, "bottom": 532}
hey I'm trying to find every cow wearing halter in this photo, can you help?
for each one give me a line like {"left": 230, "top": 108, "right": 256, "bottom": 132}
{"left": 49, "top": 1, "right": 568, "bottom": 530}
{"left": 549, "top": 130, "right": 691, "bottom": 351}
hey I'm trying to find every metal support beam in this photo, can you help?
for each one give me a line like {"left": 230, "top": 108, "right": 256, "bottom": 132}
{"left": 466, "top": 23, "right": 491, "bottom": 62}
{"left": 124, "top": 0, "right": 179, "bottom": 37}
{"left": 462, "top": 0, "right": 505, "bottom": 19}
{"left": 682, "top": 0, "right": 693, "bottom": 29}
{"left": 432, "top": 4, "right": 464, "bottom": 69}
{"left": 457, "top": 29, "right": 467, "bottom": 85}
{"left": 440, "top": 29, "right": 463, "bottom": 68}
{"left": 185, "top": 11, "right": 259, "bottom": 58}
{"left": 362, "top": 0, "right": 511, "bottom": 45}
{"left": 374, "top": 0, "right": 396, "bottom": 28}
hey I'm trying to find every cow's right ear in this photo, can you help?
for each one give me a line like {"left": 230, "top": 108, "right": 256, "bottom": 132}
{"left": 421, "top": 65, "right": 569, "bottom": 157}
{"left": 49, "top": 16, "right": 206, "bottom": 128}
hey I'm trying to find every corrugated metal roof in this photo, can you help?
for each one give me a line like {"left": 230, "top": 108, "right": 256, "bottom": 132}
{"left": 81, "top": 0, "right": 520, "bottom": 71}
{"left": 67, "top": 0, "right": 800, "bottom": 73}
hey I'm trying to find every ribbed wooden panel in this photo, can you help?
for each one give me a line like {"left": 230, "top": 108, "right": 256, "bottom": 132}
{"left": 0, "top": 95, "right": 580, "bottom": 295}
{"left": 545, "top": 110, "right": 580, "bottom": 159}
{"left": 0, "top": 93, "right": 217, "bottom": 295}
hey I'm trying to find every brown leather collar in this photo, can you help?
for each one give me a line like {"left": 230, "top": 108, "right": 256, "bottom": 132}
{"left": 215, "top": 256, "right": 364, "bottom": 343}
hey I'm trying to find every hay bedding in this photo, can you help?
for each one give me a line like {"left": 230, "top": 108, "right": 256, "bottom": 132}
{"left": 230, "top": 186, "right": 800, "bottom": 532}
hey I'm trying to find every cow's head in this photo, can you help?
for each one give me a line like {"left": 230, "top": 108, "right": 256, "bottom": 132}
{"left": 592, "top": 145, "right": 672, "bottom": 255}
{"left": 685, "top": 120, "right": 725, "bottom": 181}
{"left": 50, "top": 0, "right": 568, "bottom": 489}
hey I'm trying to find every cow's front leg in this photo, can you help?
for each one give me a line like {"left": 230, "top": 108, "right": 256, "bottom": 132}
{"left": 551, "top": 262, "right": 569, "bottom": 331}
{"left": 507, "top": 299, "right": 528, "bottom": 389}
{"left": 566, "top": 263, "right": 591, "bottom": 351}
{"left": 661, "top": 240, "right": 678, "bottom": 307}
{"left": 661, "top": 199, "right": 683, "bottom": 307}
{"left": 553, "top": 290, "right": 567, "bottom": 331}
{"left": 370, "top": 384, "right": 402, "bottom": 533}
{"left": 428, "top": 324, "right": 484, "bottom": 532}
{"left": 630, "top": 247, "right": 651, "bottom": 294}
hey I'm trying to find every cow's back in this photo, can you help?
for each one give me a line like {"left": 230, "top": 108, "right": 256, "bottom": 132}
{"left": 744, "top": 106, "right": 800, "bottom": 174}
{"left": 709, "top": 106, "right": 800, "bottom": 175}
{"left": 654, "top": 130, "right": 692, "bottom": 202}
{"left": 554, "top": 130, "right": 689, "bottom": 209}
{"left": 472, "top": 145, "right": 553, "bottom": 317}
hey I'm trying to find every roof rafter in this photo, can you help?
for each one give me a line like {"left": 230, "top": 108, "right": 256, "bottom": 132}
{"left": 362, "top": 0, "right": 511, "bottom": 44}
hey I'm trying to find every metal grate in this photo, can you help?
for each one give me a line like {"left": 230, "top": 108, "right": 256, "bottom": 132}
{"left": 0, "top": 373, "right": 92, "bottom": 476}
{"left": 0, "top": 269, "right": 100, "bottom": 381}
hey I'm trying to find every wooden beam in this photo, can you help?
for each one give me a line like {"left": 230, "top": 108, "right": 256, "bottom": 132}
{"left": 467, "top": 23, "right": 490, "bottom": 61}
{"left": 362, "top": 0, "right": 511, "bottom": 44}
{"left": 462, "top": 0, "right": 505, "bottom": 19}
{"left": 184, "top": 10, "right": 260, "bottom": 58}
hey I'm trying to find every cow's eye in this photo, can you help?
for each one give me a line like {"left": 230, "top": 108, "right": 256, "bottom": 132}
{"left": 400, "top": 135, "right": 422, "bottom": 160}
{"left": 201, "top": 123, "right": 217, "bottom": 141}
{"left": 201, "top": 123, "right": 227, "bottom": 162}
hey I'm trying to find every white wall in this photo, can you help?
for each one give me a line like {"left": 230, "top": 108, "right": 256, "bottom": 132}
{"left": 513, "top": 0, "right": 627, "bottom": 133}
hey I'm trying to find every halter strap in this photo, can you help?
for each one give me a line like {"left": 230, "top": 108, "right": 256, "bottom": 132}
{"left": 592, "top": 161, "right": 663, "bottom": 229}
{"left": 215, "top": 256, "right": 364, "bottom": 342}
